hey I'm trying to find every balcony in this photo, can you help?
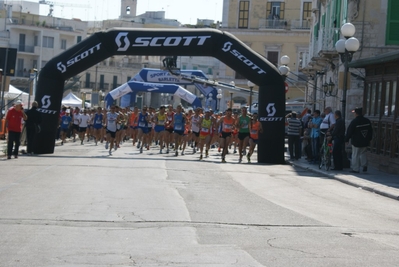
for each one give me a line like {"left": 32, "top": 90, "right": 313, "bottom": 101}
{"left": 291, "top": 19, "right": 311, "bottom": 30}
{"left": 259, "top": 19, "right": 288, "bottom": 30}
{"left": 10, "top": 44, "right": 35, "bottom": 53}
{"left": 8, "top": 17, "right": 74, "bottom": 32}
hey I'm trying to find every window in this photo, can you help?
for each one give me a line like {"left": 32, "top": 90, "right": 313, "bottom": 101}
{"left": 34, "top": 36, "right": 38, "bottom": 46}
{"left": 267, "top": 51, "right": 279, "bottom": 67}
{"left": 99, "top": 74, "right": 104, "bottom": 89}
{"left": 386, "top": 0, "right": 399, "bottom": 45}
{"left": 42, "top": 36, "right": 54, "bottom": 48}
{"left": 85, "top": 73, "right": 90, "bottom": 88}
{"left": 77, "top": 36, "right": 82, "bottom": 43}
{"left": 61, "top": 39, "right": 67, "bottom": 50}
{"left": 127, "top": 76, "right": 131, "bottom": 82}
{"left": 302, "top": 2, "right": 312, "bottom": 20}
{"left": 235, "top": 71, "right": 246, "bottom": 79}
{"left": 113, "top": 75, "right": 118, "bottom": 89}
{"left": 267, "top": 2, "right": 285, "bottom": 19}
{"left": 238, "top": 1, "right": 249, "bottom": 29}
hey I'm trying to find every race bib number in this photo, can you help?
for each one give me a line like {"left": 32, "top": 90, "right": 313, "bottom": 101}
{"left": 96, "top": 120, "right": 101, "bottom": 124}
{"left": 175, "top": 125, "right": 182, "bottom": 130}
{"left": 224, "top": 124, "right": 232, "bottom": 129}
{"left": 251, "top": 130, "right": 257, "bottom": 134}
{"left": 201, "top": 127, "right": 209, "bottom": 133}
{"left": 63, "top": 120, "right": 69, "bottom": 125}
{"left": 139, "top": 122, "right": 146, "bottom": 127}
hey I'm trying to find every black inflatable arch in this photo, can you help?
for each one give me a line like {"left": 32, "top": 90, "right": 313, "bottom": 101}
{"left": 34, "top": 28, "right": 285, "bottom": 164}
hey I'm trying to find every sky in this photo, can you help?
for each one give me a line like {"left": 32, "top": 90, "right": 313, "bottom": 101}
{"left": 37, "top": 0, "right": 223, "bottom": 25}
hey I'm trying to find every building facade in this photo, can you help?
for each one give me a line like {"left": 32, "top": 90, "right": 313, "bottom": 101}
{"left": 219, "top": 0, "right": 311, "bottom": 111}
{"left": 302, "top": 0, "right": 399, "bottom": 174}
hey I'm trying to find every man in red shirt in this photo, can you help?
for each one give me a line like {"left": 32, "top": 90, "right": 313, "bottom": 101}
{"left": 5, "top": 100, "right": 27, "bottom": 159}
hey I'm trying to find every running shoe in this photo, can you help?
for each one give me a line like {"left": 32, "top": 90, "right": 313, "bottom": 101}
{"left": 193, "top": 148, "right": 196, "bottom": 153}
{"left": 233, "top": 150, "right": 237, "bottom": 154}
{"left": 175, "top": 151, "right": 178, "bottom": 156}
{"left": 137, "top": 141, "right": 141, "bottom": 148}
{"left": 166, "top": 148, "right": 169, "bottom": 154}
{"left": 199, "top": 154, "right": 203, "bottom": 160}
{"left": 140, "top": 147, "right": 143, "bottom": 153}
{"left": 205, "top": 150, "right": 209, "bottom": 158}
{"left": 222, "top": 158, "right": 226, "bottom": 163}
{"left": 160, "top": 149, "right": 163, "bottom": 154}
{"left": 105, "top": 142, "right": 109, "bottom": 149}
{"left": 181, "top": 151, "right": 184, "bottom": 155}
{"left": 243, "top": 149, "right": 247, "bottom": 156}
{"left": 61, "top": 141, "right": 63, "bottom": 145}
{"left": 247, "top": 154, "right": 251, "bottom": 163}
{"left": 109, "top": 150, "right": 112, "bottom": 155}
{"left": 238, "top": 158, "right": 242, "bottom": 163}
{"left": 81, "top": 141, "right": 83, "bottom": 145}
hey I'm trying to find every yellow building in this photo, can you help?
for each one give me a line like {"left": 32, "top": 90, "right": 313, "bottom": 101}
{"left": 219, "top": 0, "right": 312, "bottom": 108}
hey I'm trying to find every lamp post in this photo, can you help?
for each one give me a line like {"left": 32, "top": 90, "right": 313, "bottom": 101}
{"left": 207, "top": 93, "right": 213, "bottom": 109}
{"left": 247, "top": 80, "right": 255, "bottom": 113}
{"left": 229, "top": 81, "right": 235, "bottom": 109}
{"left": 217, "top": 88, "right": 222, "bottom": 112}
{"left": 279, "top": 55, "right": 290, "bottom": 81}
{"left": 335, "top": 22, "right": 360, "bottom": 119}
{"left": 323, "top": 77, "right": 337, "bottom": 97}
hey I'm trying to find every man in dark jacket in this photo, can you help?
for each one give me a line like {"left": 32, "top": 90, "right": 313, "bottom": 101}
{"left": 25, "top": 101, "right": 42, "bottom": 155}
{"left": 329, "top": 110, "right": 345, "bottom": 170}
{"left": 345, "top": 107, "right": 373, "bottom": 173}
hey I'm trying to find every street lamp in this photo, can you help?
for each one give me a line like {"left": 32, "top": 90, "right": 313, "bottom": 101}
{"left": 323, "top": 77, "right": 337, "bottom": 97}
{"left": 229, "top": 81, "right": 235, "bottom": 109}
{"left": 335, "top": 22, "right": 360, "bottom": 119}
{"left": 247, "top": 80, "right": 255, "bottom": 113}
{"left": 217, "top": 88, "right": 222, "bottom": 111}
{"left": 279, "top": 55, "right": 290, "bottom": 80}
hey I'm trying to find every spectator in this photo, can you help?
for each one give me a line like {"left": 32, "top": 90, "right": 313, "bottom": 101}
{"left": 286, "top": 112, "right": 302, "bottom": 160}
{"left": 5, "top": 100, "right": 27, "bottom": 159}
{"left": 24, "top": 101, "right": 42, "bottom": 155}
{"left": 330, "top": 110, "right": 345, "bottom": 170}
{"left": 301, "top": 109, "right": 312, "bottom": 124}
{"left": 320, "top": 107, "right": 336, "bottom": 146}
{"left": 345, "top": 107, "right": 373, "bottom": 173}
{"left": 302, "top": 115, "right": 313, "bottom": 160}
{"left": 309, "top": 110, "right": 322, "bottom": 163}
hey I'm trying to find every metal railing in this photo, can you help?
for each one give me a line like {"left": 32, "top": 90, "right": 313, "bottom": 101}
{"left": 10, "top": 44, "right": 35, "bottom": 53}
{"left": 291, "top": 19, "right": 311, "bottom": 29}
{"left": 259, "top": 19, "right": 288, "bottom": 29}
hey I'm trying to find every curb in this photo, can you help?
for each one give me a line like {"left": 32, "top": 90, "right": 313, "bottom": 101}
{"left": 289, "top": 161, "right": 399, "bottom": 201}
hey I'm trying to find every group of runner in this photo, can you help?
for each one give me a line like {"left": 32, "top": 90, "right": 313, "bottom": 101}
{"left": 59, "top": 104, "right": 263, "bottom": 163}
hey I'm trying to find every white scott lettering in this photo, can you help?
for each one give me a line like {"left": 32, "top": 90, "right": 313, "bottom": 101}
{"left": 132, "top": 36, "right": 211, "bottom": 47}
{"left": 57, "top": 43, "right": 102, "bottom": 73}
{"left": 260, "top": 117, "right": 284, "bottom": 122}
{"left": 222, "top": 42, "right": 267, "bottom": 75}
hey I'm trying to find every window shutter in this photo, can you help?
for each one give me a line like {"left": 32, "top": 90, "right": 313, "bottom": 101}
{"left": 266, "top": 2, "right": 271, "bottom": 15}
{"left": 386, "top": 0, "right": 399, "bottom": 45}
{"left": 280, "top": 2, "right": 285, "bottom": 19}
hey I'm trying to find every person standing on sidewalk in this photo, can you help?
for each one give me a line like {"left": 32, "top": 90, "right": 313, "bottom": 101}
{"left": 330, "top": 110, "right": 345, "bottom": 170}
{"left": 309, "top": 110, "right": 322, "bottom": 164}
{"left": 345, "top": 107, "right": 373, "bottom": 173}
{"left": 5, "top": 100, "right": 27, "bottom": 159}
{"left": 24, "top": 101, "right": 42, "bottom": 155}
{"left": 286, "top": 112, "right": 302, "bottom": 160}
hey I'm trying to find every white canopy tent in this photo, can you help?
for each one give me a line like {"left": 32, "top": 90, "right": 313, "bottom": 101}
{"left": 62, "top": 92, "right": 91, "bottom": 108}
{"left": 4, "top": 85, "right": 29, "bottom": 107}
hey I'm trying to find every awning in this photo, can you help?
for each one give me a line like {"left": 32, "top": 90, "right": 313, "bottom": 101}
{"left": 349, "top": 50, "right": 399, "bottom": 68}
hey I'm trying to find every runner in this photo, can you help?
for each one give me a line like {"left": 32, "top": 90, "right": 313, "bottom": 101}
{"left": 198, "top": 109, "right": 214, "bottom": 160}
{"left": 60, "top": 110, "right": 72, "bottom": 145}
{"left": 173, "top": 105, "right": 186, "bottom": 156}
{"left": 105, "top": 105, "right": 119, "bottom": 155}
{"left": 190, "top": 107, "right": 201, "bottom": 153}
{"left": 129, "top": 106, "right": 139, "bottom": 147}
{"left": 247, "top": 112, "right": 263, "bottom": 163}
{"left": 72, "top": 107, "right": 80, "bottom": 142}
{"left": 218, "top": 108, "right": 235, "bottom": 163}
{"left": 164, "top": 105, "right": 174, "bottom": 154}
{"left": 137, "top": 106, "right": 151, "bottom": 153}
{"left": 236, "top": 106, "right": 251, "bottom": 163}
{"left": 92, "top": 107, "right": 104, "bottom": 145}
{"left": 78, "top": 109, "right": 91, "bottom": 145}
{"left": 154, "top": 106, "right": 166, "bottom": 154}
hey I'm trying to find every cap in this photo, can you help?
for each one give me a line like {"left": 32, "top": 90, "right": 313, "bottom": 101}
{"left": 15, "top": 100, "right": 23, "bottom": 106}
{"left": 204, "top": 109, "right": 211, "bottom": 113}
{"left": 352, "top": 107, "right": 363, "bottom": 114}
{"left": 291, "top": 111, "right": 297, "bottom": 115}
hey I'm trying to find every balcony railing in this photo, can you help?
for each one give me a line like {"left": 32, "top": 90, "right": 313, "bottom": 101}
{"left": 8, "top": 17, "right": 74, "bottom": 32}
{"left": 259, "top": 19, "right": 288, "bottom": 29}
{"left": 10, "top": 44, "right": 35, "bottom": 53}
{"left": 317, "top": 28, "right": 339, "bottom": 52}
{"left": 291, "top": 19, "right": 311, "bottom": 30}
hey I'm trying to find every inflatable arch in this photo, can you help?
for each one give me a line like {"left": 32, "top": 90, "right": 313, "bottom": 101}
{"left": 34, "top": 28, "right": 285, "bottom": 164}
{"left": 104, "top": 81, "right": 202, "bottom": 108}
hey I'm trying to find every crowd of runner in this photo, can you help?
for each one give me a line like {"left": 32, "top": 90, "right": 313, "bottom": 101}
{"left": 59, "top": 105, "right": 262, "bottom": 163}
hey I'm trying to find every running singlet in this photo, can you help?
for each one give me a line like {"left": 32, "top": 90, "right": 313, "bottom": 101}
{"left": 222, "top": 117, "right": 234, "bottom": 133}
{"left": 250, "top": 121, "right": 260, "bottom": 140}
{"left": 130, "top": 113, "right": 138, "bottom": 128}
{"left": 191, "top": 115, "right": 200, "bottom": 133}
{"left": 138, "top": 112, "right": 148, "bottom": 128}
{"left": 107, "top": 112, "right": 118, "bottom": 132}
{"left": 165, "top": 112, "right": 174, "bottom": 129}
{"left": 174, "top": 113, "right": 184, "bottom": 131}
{"left": 93, "top": 113, "right": 103, "bottom": 129}
{"left": 157, "top": 113, "right": 166, "bottom": 126}
{"left": 239, "top": 116, "right": 250, "bottom": 133}
{"left": 200, "top": 118, "right": 212, "bottom": 138}
{"left": 61, "top": 115, "right": 72, "bottom": 129}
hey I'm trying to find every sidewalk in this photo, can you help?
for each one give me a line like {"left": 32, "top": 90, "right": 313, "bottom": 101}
{"left": 286, "top": 156, "right": 399, "bottom": 201}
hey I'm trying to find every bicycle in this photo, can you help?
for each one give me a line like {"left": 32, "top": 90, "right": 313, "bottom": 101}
{"left": 319, "top": 131, "right": 333, "bottom": 171}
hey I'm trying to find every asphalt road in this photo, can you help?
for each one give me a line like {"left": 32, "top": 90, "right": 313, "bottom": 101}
{"left": 1, "top": 141, "right": 399, "bottom": 266}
